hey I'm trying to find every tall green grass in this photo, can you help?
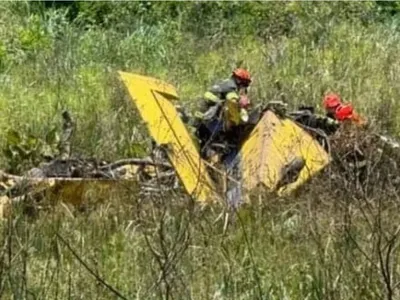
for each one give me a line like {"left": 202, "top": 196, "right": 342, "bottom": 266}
{"left": 1, "top": 2, "right": 400, "bottom": 299}
{"left": 1, "top": 190, "right": 396, "bottom": 299}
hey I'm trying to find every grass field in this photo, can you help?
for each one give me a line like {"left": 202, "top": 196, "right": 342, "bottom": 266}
{"left": 1, "top": 2, "right": 400, "bottom": 299}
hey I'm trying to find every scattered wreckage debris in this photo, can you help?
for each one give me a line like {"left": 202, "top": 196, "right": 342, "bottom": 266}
{"left": 326, "top": 123, "right": 400, "bottom": 194}
{"left": 291, "top": 120, "right": 400, "bottom": 204}
{"left": 0, "top": 110, "right": 180, "bottom": 218}
{"left": 2, "top": 72, "right": 400, "bottom": 218}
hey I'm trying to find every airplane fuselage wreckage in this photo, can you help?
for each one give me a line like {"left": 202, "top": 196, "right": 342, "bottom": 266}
{"left": 0, "top": 72, "right": 331, "bottom": 217}
{"left": 118, "top": 71, "right": 330, "bottom": 203}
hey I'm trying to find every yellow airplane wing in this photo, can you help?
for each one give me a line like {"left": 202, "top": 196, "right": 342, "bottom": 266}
{"left": 240, "top": 110, "right": 330, "bottom": 196}
{"left": 118, "top": 71, "right": 219, "bottom": 203}
{"left": 0, "top": 178, "right": 139, "bottom": 219}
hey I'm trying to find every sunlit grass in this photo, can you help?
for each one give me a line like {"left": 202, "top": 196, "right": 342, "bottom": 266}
{"left": 1, "top": 2, "right": 400, "bottom": 299}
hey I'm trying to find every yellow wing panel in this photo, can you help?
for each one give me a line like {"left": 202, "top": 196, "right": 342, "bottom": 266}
{"left": 240, "top": 110, "right": 330, "bottom": 196}
{"left": 6, "top": 178, "right": 138, "bottom": 205}
{"left": 118, "top": 71, "right": 219, "bottom": 203}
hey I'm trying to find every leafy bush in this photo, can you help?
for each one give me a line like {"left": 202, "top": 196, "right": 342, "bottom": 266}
{"left": 3, "top": 127, "right": 59, "bottom": 173}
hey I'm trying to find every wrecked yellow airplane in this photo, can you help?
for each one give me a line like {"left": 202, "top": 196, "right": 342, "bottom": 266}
{"left": 118, "top": 71, "right": 330, "bottom": 204}
{"left": 0, "top": 71, "right": 331, "bottom": 217}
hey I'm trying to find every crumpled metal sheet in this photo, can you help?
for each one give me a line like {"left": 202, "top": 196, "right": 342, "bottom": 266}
{"left": 239, "top": 110, "right": 331, "bottom": 196}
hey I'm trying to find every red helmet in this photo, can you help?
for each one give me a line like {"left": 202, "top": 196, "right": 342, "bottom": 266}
{"left": 323, "top": 93, "right": 342, "bottom": 110}
{"left": 232, "top": 68, "right": 252, "bottom": 83}
{"left": 335, "top": 104, "right": 354, "bottom": 121}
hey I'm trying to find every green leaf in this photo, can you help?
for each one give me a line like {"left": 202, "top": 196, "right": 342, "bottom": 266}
{"left": 6, "top": 130, "right": 21, "bottom": 146}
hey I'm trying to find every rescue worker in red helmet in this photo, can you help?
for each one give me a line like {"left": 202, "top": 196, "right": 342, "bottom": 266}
{"left": 194, "top": 68, "right": 252, "bottom": 123}
{"left": 322, "top": 93, "right": 366, "bottom": 126}
{"left": 323, "top": 92, "right": 400, "bottom": 161}
{"left": 193, "top": 68, "right": 253, "bottom": 154}
{"left": 289, "top": 93, "right": 365, "bottom": 143}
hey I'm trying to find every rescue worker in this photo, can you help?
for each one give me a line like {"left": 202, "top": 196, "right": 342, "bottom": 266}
{"left": 195, "top": 68, "right": 252, "bottom": 124}
{"left": 322, "top": 93, "right": 369, "bottom": 183}
{"left": 193, "top": 68, "right": 253, "bottom": 157}
{"left": 322, "top": 93, "right": 366, "bottom": 126}
{"left": 322, "top": 92, "right": 399, "bottom": 148}
{"left": 286, "top": 93, "right": 362, "bottom": 150}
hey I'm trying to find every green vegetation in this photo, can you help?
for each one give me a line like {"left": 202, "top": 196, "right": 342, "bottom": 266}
{"left": 2, "top": 1, "right": 400, "bottom": 299}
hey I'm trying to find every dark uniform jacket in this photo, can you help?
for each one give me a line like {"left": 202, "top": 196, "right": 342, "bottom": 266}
{"left": 289, "top": 106, "right": 340, "bottom": 135}
{"left": 196, "top": 78, "right": 244, "bottom": 121}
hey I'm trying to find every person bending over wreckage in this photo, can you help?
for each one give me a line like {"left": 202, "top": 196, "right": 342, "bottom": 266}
{"left": 189, "top": 68, "right": 253, "bottom": 160}
{"left": 290, "top": 93, "right": 400, "bottom": 182}
{"left": 288, "top": 93, "right": 365, "bottom": 135}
